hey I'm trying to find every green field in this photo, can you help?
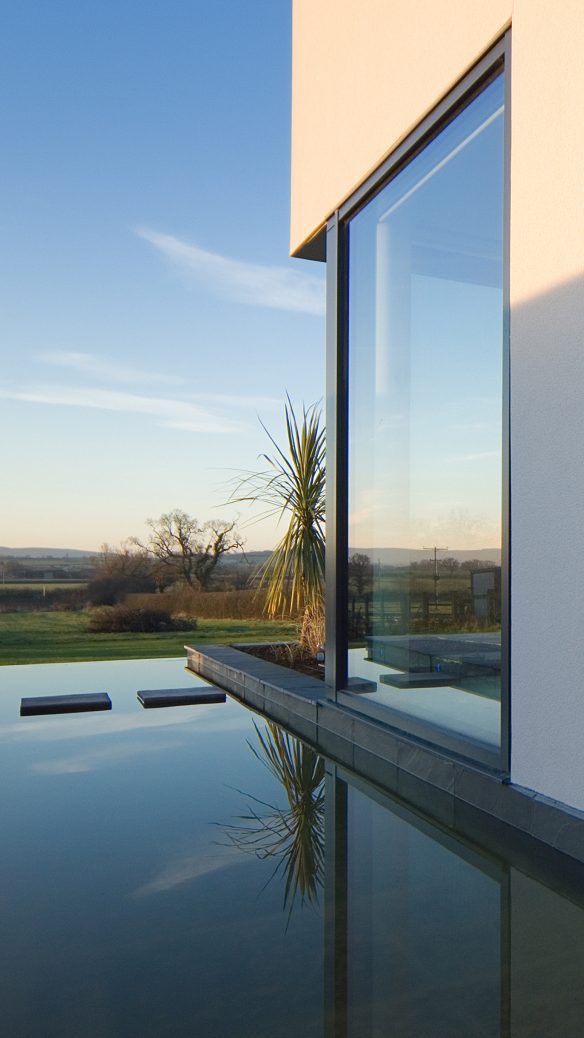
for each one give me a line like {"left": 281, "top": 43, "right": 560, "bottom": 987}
{"left": 1, "top": 582, "right": 87, "bottom": 590}
{"left": 0, "top": 612, "right": 298, "bottom": 666}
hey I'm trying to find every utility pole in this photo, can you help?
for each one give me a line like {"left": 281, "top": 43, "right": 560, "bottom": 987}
{"left": 422, "top": 545, "right": 448, "bottom": 605}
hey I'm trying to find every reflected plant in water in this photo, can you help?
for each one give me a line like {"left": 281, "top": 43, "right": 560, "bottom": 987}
{"left": 221, "top": 721, "right": 325, "bottom": 922}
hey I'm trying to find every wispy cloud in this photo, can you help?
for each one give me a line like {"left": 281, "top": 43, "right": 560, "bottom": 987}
{"left": 37, "top": 350, "right": 185, "bottom": 387}
{"left": 131, "top": 846, "right": 241, "bottom": 898}
{"left": 31, "top": 736, "right": 179, "bottom": 775}
{"left": 136, "top": 227, "right": 325, "bottom": 317}
{"left": 0, "top": 384, "right": 243, "bottom": 434}
{"left": 0, "top": 707, "right": 250, "bottom": 747}
{"left": 449, "top": 450, "right": 500, "bottom": 463}
{"left": 191, "top": 391, "right": 281, "bottom": 411}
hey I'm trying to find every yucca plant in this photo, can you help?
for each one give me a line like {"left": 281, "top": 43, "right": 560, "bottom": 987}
{"left": 220, "top": 721, "right": 325, "bottom": 924}
{"left": 230, "top": 398, "right": 325, "bottom": 651}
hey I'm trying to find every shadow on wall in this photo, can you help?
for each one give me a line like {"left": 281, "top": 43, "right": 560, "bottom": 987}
{"left": 511, "top": 271, "right": 584, "bottom": 806}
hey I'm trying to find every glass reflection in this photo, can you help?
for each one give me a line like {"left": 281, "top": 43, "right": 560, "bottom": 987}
{"left": 346, "top": 74, "right": 505, "bottom": 762}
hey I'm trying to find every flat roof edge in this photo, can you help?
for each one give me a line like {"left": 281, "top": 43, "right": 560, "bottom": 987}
{"left": 290, "top": 223, "right": 326, "bottom": 262}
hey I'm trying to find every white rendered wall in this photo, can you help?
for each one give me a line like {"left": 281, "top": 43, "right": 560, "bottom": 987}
{"left": 509, "top": 0, "right": 584, "bottom": 809}
{"left": 291, "top": 0, "right": 511, "bottom": 254}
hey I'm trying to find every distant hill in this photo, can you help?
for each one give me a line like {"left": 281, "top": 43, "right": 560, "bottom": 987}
{"left": 350, "top": 547, "right": 501, "bottom": 566}
{"left": 0, "top": 547, "right": 98, "bottom": 558}
{"left": 215, "top": 550, "right": 270, "bottom": 569}
{"left": 214, "top": 547, "right": 502, "bottom": 569}
{"left": 0, "top": 545, "right": 501, "bottom": 566}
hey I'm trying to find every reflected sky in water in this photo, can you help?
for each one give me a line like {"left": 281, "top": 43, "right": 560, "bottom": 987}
{"left": 2, "top": 658, "right": 584, "bottom": 1036}
{"left": 0, "top": 659, "right": 323, "bottom": 1038}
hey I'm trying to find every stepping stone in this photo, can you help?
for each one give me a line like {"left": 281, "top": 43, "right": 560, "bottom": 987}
{"left": 137, "top": 687, "right": 226, "bottom": 709}
{"left": 380, "top": 671, "right": 457, "bottom": 689}
{"left": 20, "top": 692, "right": 112, "bottom": 717}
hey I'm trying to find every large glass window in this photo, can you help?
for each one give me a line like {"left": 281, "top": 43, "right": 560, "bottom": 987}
{"left": 344, "top": 73, "right": 505, "bottom": 764}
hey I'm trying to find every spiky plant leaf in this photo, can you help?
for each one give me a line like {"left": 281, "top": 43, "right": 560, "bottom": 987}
{"left": 229, "top": 398, "right": 325, "bottom": 628}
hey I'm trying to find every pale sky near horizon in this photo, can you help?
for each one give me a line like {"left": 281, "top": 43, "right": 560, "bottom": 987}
{"left": 0, "top": 1, "right": 325, "bottom": 552}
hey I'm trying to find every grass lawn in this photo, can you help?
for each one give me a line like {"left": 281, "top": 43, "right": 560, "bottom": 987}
{"left": 0, "top": 611, "right": 299, "bottom": 666}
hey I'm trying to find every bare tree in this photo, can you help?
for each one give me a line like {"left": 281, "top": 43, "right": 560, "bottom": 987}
{"left": 439, "top": 556, "right": 460, "bottom": 573}
{"left": 133, "top": 510, "right": 244, "bottom": 590}
{"left": 87, "top": 542, "right": 157, "bottom": 605}
{"left": 348, "top": 553, "right": 373, "bottom": 596}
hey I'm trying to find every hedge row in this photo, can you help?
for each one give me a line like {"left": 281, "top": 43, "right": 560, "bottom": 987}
{"left": 126, "top": 587, "right": 271, "bottom": 620}
{"left": 89, "top": 605, "right": 197, "bottom": 634}
{"left": 0, "top": 587, "right": 87, "bottom": 612}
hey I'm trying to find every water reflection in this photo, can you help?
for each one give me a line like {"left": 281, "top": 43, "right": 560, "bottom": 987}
{"left": 221, "top": 721, "right": 325, "bottom": 922}
{"left": 3, "top": 662, "right": 584, "bottom": 1036}
{"left": 326, "top": 769, "right": 584, "bottom": 1038}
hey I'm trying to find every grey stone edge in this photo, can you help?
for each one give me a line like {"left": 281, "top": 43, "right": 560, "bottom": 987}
{"left": 185, "top": 643, "right": 584, "bottom": 867}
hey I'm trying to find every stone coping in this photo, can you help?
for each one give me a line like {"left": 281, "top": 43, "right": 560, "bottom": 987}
{"left": 185, "top": 643, "right": 584, "bottom": 870}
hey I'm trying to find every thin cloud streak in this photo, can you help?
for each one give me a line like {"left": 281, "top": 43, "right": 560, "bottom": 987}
{"left": 0, "top": 384, "right": 243, "bottom": 434}
{"left": 37, "top": 351, "right": 185, "bottom": 387}
{"left": 191, "top": 391, "right": 281, "bottom": 410}
{"left": 450, "top": 450, "right": 500, "bottom": 463}
{"left": 136, "top": 227, "right": 325, "bottom": 316}
{"left": 132, "top": 846, "right": 241, "bottom": 898}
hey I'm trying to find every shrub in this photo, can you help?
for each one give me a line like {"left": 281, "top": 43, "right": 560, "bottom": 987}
{"left": 88, "top": 604, "right": 197, "bottom": 634}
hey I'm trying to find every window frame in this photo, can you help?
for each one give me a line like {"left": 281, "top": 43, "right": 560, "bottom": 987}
{"left": 325, "top": 32, "right": 511, "bottom": 773}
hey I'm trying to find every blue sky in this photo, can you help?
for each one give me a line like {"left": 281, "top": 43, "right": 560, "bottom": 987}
{"left": 0, "top": 1, "right": 325, "bottom": 551}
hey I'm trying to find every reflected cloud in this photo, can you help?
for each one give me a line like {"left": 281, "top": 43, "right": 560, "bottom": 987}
{"left": 132, "top": 844, "right": 241, "bottom": 898}
{"left": 136, "top": 227, "right": 325, "bottom": 317}
{"left": 31, "top": 735, "right": 180, "bottom": 774}
{"left": 1, "top": 706, "right": 249, "bottom": 744}
{"left": 411, "top": 507, "right": 500, "bottom": 550}
{"left": 448, "top": 450, "right": 500, "bottom": 463}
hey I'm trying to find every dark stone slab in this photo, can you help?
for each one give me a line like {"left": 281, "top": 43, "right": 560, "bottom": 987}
{"left": 137, "top": 687, "right": 226, "bottom": 709}
{"left": 380, "top": 671, "right": 465, "bottom": 689}
{"left": 353, "top": 746, "right": 399, "bottom": 793}
{"left": 398, "top": 771, "right": 455, "bottom": 829}
{"left": 186, "top": 643, "right": 327, "bottom": 702}
{"left": 20, "top": 692, "right": 112, "bottom": 716}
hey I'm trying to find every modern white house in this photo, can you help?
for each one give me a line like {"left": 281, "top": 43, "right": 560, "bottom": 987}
{"left": 188, "top": 0, "right": 584, "bottom": 865}
{"left": 288, "top": 1, "right": 584, "bottom": 844}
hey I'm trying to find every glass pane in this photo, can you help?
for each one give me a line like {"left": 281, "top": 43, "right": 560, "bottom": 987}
{"left": 346, "top": 75, "right": 504, "bottom": 762}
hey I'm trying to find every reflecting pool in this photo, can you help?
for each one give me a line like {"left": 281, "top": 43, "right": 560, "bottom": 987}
{"left": 1, "top": 658, "right": 584, "bottom": 1036}
{"left": 0, "top": 659, "right": 324, "bottom": 1038}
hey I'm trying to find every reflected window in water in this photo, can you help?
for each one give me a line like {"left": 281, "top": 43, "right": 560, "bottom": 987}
{"left": 345, "top": 73, "right": 506, "bottom": 765}
{"left": 346, "top": 784, "right": 501, "bottom": 1037}
{"left": 327, "top": 771, "right": 584, "bottom": 1038}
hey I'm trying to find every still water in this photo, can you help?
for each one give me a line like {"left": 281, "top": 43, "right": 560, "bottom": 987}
{"left": 0, "top": 658, "right": 583, "bottom": 1037}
